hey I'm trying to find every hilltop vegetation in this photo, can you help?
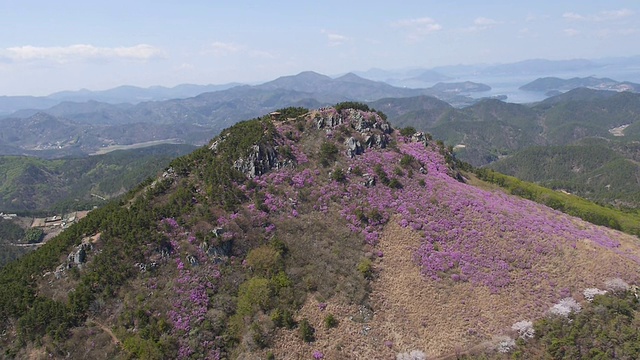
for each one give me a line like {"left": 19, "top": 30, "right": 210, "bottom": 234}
{"left": 1, "top": 105, "right": 640, "bottom": 359}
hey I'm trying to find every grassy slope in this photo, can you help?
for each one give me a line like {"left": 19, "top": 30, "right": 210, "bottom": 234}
{"left": 472, "top": 168, "right": 640, "bottom": 236}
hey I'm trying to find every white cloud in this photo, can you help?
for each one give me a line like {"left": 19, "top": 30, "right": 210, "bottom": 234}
{"left": 321, "top": 30, "right": 350, "bottom": 46}
{"left": 474, "top": 17, "right": 498, "bottom": 27}
{"left": 563, "top": 28, "right": 580, "bottom": 37}
{"left": 175, "top": 63, "right": 194, "bottom": 71}
{"left": 599, "top": 9, "right": 635, "bottom": 21}
{"left": 525, "top": 13, "right": 550, "bottom": 23}
{"left": 3, "top": 44, "right": 163, "bottom": 62}
{"left": 209, "top": 41, "right": 243, "bottom": 56}
{"left": 392, "top": 17, "right": 442, "bottom": 42}
{"left": 563, "top": 8, "right": 634, "bottom": 22}
{"left": 517, "top": 28, "right": 538, "bottom": 38}
{"left": 562, "top": 12, "right": 586, "bottom": 21}
{"left": 463, "top": 17, "right": 500, "bottom": 32}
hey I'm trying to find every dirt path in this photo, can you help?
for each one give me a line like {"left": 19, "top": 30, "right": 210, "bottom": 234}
{"left": 89, "top": 319, "right": 120, "bottom": 346}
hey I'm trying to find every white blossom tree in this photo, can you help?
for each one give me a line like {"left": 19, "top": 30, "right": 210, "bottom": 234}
{"left": 549, "top": 297, "right": 582, "bottom": 317}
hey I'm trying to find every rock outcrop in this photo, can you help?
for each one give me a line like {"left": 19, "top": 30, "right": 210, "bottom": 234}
{"left": 233, "top": 143, "right": 292, "bottom": 178}
{"left": 345, "top": 137, "right": 364, "bottom": 158}
{"left": 315, "top": 113, "right": 343, "bottom": 129}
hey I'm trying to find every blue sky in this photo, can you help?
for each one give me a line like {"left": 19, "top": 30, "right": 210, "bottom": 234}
{"left": 1, "top": 0, "right": 638, "bottom": 95}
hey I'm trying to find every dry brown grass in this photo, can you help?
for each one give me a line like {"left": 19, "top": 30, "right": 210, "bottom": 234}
{"left": 264, "top": 213, "right": 640, "bottom": 359}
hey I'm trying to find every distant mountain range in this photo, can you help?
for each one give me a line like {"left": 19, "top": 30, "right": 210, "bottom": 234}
{"left": 0, "top": 71, "right": 490, "bottom": 117}
{"left": 0, "top": 83, "right": 240, "bottom": 115}
{"left": 2, "top": 62, "right": 640, "bottom": 208}
{"left": 520, "top": 76, "right": 640, "bottom": 94}
{"left": 4, "top": 56, "right": 640, "bottom": 116}
{"left": 0, "top": 72, "right": 495, "bottom": 158}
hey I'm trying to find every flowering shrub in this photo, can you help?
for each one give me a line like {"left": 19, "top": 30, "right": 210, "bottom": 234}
{"left": 549, "top": 297, "right": 582, "bottom": 317}
{"left": 157, "top": 218, "right": 221, "bottom": 359}
{"left": 583, "top": 288, "right": 607, "bottom": 302}
{"left": 605, "top": 278, "right": 630, "bottom": 292}
{"left": 496, "top": 336, "right": 516, "bottom": 353}
{"left": 511, "top": 320, "right": 535, "bottom": 339}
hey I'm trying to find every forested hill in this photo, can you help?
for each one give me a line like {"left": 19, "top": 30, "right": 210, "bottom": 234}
{"left": 374, "top": 88, "right": 640, "bottom": 166}
{"left": 2, "top": 105, "right": 640, "bottom": 359}
{"left": 0, "top": 143, "right": 196, "bottom": 213}
{"left": 488, "top": 143, "right": 640, "bottom": 208}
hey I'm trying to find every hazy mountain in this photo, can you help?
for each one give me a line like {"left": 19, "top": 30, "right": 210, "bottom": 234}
{"left": 2, "top": 105, "right": 639, "bottom": 358}
{"left": 428, "top": 81, "right": 490, "bottom": 93}
{"left": 257, "top": 71, "right": 423, "bottom": 100}
{"left": 47, "top": 83, "right": 242, "bottom": 104}
{"left": 520, "top": 76, "right": 640, "bottom": 93}
{"left": 482, "top": 58, "right": 600, "bottom": 75}
{"left": 9, "top": 101, "right": 135, "bottom": 123}
{"left": 0, "top": 96, "right": 59, "bottom": 116}
{"left": 369, "top": 95, "right": 454, "bottom": 128}
{"left": 0, "top": 83, "right": 242, "bottom": 116}
{"left": 406, "top": 69, "right": 452, "bottom": 83}
{"left": 0, "top": 72, "right": 494, "bottom": 159}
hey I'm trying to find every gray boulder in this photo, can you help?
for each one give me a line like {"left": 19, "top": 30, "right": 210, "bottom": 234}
{"left": 345, "top": 137, "right": 364, "bottom": 158}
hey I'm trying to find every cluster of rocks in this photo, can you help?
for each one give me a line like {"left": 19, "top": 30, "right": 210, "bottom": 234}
{"left": 185, "top": 254, "right": 198, "bottom": 266}
{"left": 346, "top": 109, "right": 391, "bottom": 134}
{"left": 162, "top": 167, "right": 175, "bottom": 179}
{"left": 316, "top": 109, "right": 393, "bottom": 159}
{"left": 316, "top": 109, "right": 392, "bottom": 135}
{"left": 134, "top": 261, "right": 159, "bottom": 273}
{"left": 53, "top": 242, "right": 93, "bottom": 279}
{"left": 200, "top": 227, "right": 233, "bottom": 264}
{"left": 233, "top": 143, "right": 294, "bottom": 178}
{"left": 344, "top": 137, "right": 364, "bottom": 158}
{"left": 208, "top": 133, "right": 228, "bottom": 152}
{"left": 315, "top": 112, "right": 343, "bottom": 129}
{"left": 344, "top": 132, "right": 388, "bottom": 158}
{"left": 362, "top": 174, "right": 376, "bottom": 188}
{"left": 411, "top": 131, "right": 430, "bottom": 145}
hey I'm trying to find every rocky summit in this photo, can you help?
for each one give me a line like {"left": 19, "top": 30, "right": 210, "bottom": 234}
{"left": 1, "top": 104, "right": 640, "bottom": 359}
